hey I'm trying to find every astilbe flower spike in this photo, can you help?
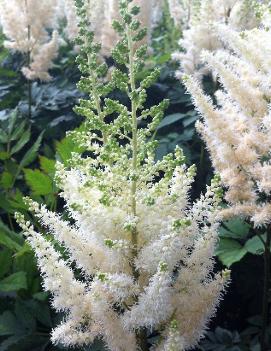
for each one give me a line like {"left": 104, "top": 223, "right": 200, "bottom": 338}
{"left": 0, "top": 0, "right": 60, "bottom": 81}
{"left": 171, "top": 0, "right": 268, "bottom": 81}
{"left": 16, "top": 1, "right": 229, "bottom": 350}
{"left": 183, "top": 23, "right": 271, "bottom": 227}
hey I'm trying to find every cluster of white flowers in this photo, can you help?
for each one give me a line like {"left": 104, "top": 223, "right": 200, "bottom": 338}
{"left": 0, "top": 0, "right": 60, "bottom": 81}
{"left": 184, "top": 24, "right": 271, "bottom": 227}
{"left": 15, "top": 0, "right": 229, "bottom": 349}
{"left": 171, "top": 0, "right": 268, "bottom": 80}
{"left": 167, "top": 0, "right": 200, "bottom": 29}
{"left": 0, "top": 0, "right": 163, "bottom": 80}
{"left": 17, "top": 160, "right": 228, "bottom": 350}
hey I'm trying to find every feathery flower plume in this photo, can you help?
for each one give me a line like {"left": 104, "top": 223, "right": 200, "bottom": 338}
{"left": 0, "top": 0, "right": 60, "bottom": 81}
{"left": 171, "top": 0, "right": 267, "bottom": 80}
{"left": 16, "top": 1, "right": 229, "bottom": 349}
{"left": 184, "top": 23, "right": 271, "bottom": 227}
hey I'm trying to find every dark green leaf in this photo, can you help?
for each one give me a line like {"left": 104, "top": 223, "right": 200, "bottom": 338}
{"left": 7, "top": 110, "right": 18, "bottom": 135}
{"left": 216, "top": 238, "right": 247, "bottom": 267}
{"left": 10, "top": 120, "right": 26, "bottom": 141}
{"left": 0, "top": 219, "right": 23, "bottom": 246}
{"left": 245, "top": 235, "right": 265, "bottom": 255}
{"left": 18, "top": 132, "right": 44, "bottom": 169}
{"left": 0, "top": 229, "right": 22, "bottom": 251}
{"left": 10, "top": 128, "right": 31, "bottom": 155}
{"left": 0, "top": 171, "right": 13, "bottom": 189}
{"left": 0, "top": 311, "right": 21, "bottom": 336}
{"left": 225, "top": 218, "right": 250, "bottom": 236}
{"left": 15, "top": 300, "right": 36, "bottom": 332}
{"left": 0, "top": 249, "right": 13, "bottom": 279}
{"left": 0, "top": 272, "right": 27, "bottom": 292}
{"left": 0, "top": 335, "right": 26, "bottom": 351}
{"left": 0, "top": 130, "right": 8, "bottom": 144}
{"left": 33, "top": 291, "right": 49, "bottom": 301}
{"left": 157, "top": 113, "right": 185, "bottom": 130}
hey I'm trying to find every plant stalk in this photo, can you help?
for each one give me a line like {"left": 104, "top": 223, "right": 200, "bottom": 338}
{"left": 27, "top": 23, "right": 32, "bottom": 120}
{"left": 260, "top": 225, "right": 271, "bottom": 351}
{"left": 127, "top": 19, "right": 149, "bottom": 350}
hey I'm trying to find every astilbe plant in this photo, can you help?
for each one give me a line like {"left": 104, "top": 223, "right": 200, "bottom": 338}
{"left": 184, "top": 24, "right": 271, "bottom": 226}
{"left": 171, "top": 0, "right": 268, "bottom": 80}
{"left": 183, "top": 23, "right": 271, "bottom": 350}
{"left": 15, "top": 1, "right": 229, "bottom": 350}
{"left": 0, "top": 0, "right": 60, "bottom": 81}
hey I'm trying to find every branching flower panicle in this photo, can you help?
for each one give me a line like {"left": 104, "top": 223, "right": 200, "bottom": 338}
{"left": 171, "top": 0, "right": 268, "bottom": 80}
{"left": 16, "top": 1, "right": 228, "bottom": 350}
{"left": 184, "top": 24, "right": 271, "bottom": 227}
{"left": 0, "top": 0, "right": 60, "bottom": 81}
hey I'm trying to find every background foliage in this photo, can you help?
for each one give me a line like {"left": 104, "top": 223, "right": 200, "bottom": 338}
{"left": 0, "top": 7, "right": 269, "bottom": 351}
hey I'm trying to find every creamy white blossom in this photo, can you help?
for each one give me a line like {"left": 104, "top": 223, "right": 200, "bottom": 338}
{"left": 184, "top": 24, "right": 271, "bottom": 227}
{"left": 16, "top": 1, "right": 228, "bottom": 350}
{"left": 0, "top": 0, "right": 60, "bottom": 81}
{"left": 172, "top": 0, "right": 267, "bottom": 80}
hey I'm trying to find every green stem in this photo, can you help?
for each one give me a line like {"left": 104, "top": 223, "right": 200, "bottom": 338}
{"left": 27, "top": 22, "right": 32, "bottom": 120}
{"left": 86, "top": 49, "right": 106, "bottom": 143}
{"left": 127, "top": 24, "right": 139, "bottom": 276}
{"left": 127, "top": 20, "right": 149, "bottom": 351}
{"left": 260, "top": 225, "right": 271, "bottom": 350}
{"left": 8, "top": 214, "right": 15, "bottom": 232}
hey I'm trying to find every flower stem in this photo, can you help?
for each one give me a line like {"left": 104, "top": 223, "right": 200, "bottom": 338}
{"left": 127, "top": 19, "right": 149, "bottom": 351}
{"left": 127, "top": 24, "right": 138, "bottom": 273}
{"left": 260, "top": 225, "right": 271, "bottom": 350}
{"left": 27, "top": 23, "right": 32, "bottom": 120}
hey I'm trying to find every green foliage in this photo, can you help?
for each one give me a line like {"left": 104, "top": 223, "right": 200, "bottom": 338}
{"left": 24, "top": 169, "right": 53, "bottom": 196}
{"left": 200, "top": 327, "right": 242, "bottom": 351}
{"left": 216, "top": 218, "right": 266, "bottom": 267}
{"left": 151, "top": 0, "right": 181, "bottom": 60}
{"left": 0, "top": 29, "right": 84, "bottom": 351}
{"left": 0, "top": 272, "right": 27, "bottom": 292}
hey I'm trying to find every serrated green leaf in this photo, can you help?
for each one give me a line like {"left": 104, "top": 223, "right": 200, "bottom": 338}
{"left": 18, "top": 132, "right": 44, "bottom": 169}
{"left": 0, "top": 272, "right": 27, "bottom": 292}
{"left": 216, "top": 238, "right": 247, "bottom": 267}
{"left": 0, "top": 171, "right": 13, "bottom": 189}
{"left": 7, "top": 110, "right": 18, "bottom": 135}
{"left": 39, "top": 156, "right": 56, "bottom": 175}
{"left": 24, "top": 169, "right": 53, "bottom": 195}
{"left": 7, "top": 190, "right": 28, "bottom": 211}
{"left": 56, "top": 134, "right": 83, "bottom": 165}
{"left": 10, "top": 120, "right": 26, "bottom": 141}
{"left": 10, "top": 128, "right": 31, "bottom": 155}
